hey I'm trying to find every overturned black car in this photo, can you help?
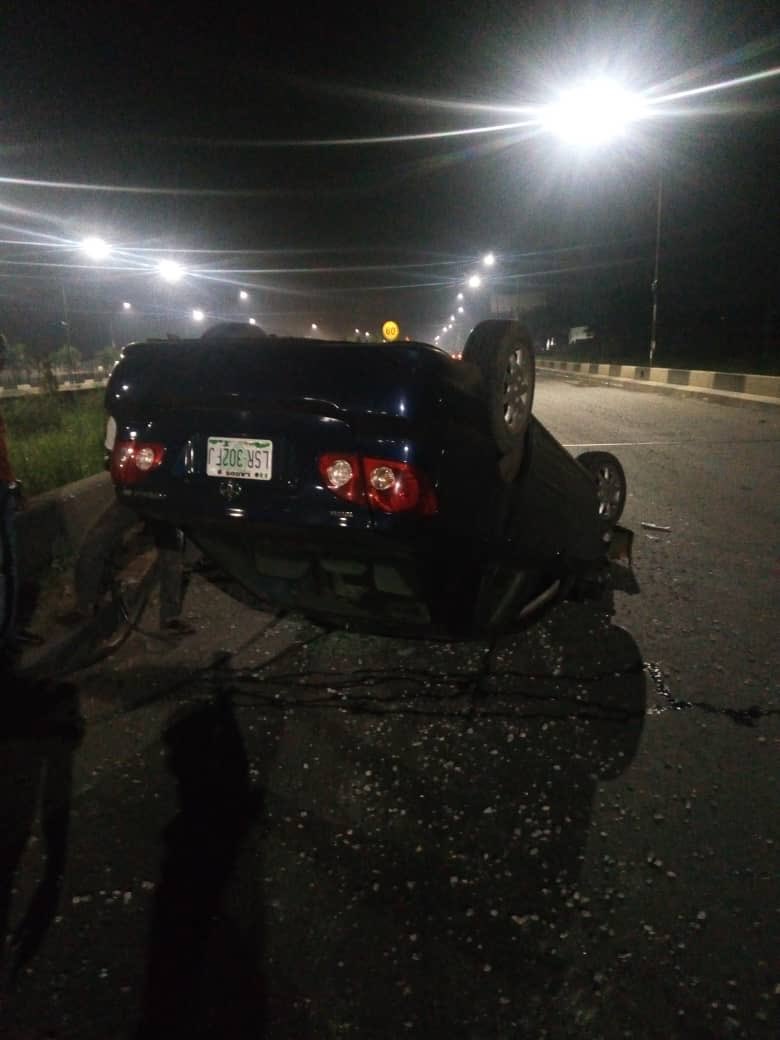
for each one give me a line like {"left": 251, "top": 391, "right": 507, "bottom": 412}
{"left": 103, "top": 320, "right": 631, "bottom": 637}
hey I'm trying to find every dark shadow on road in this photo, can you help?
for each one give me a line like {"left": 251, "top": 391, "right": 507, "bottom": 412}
{"left": 0, "top": 674, "right": 83, "bottom": 991}
{"left": 1, "top": 584, "right": 646, "bottom": 1038}
{"left": 212, "top": 597, "right": 648, "bottom": 1037}
{"left": 135, "top": 690, "right": 271, "bottom": 1040}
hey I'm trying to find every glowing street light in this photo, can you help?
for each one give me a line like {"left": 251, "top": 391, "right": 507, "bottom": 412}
{"left": 158, "top": 259, "right": 185, "bottom": 284}
{"left": 482, "top": 252, "right": 496, "bottom": 267}
{"left": 457, "top": 306, "right": 464, "bottom": 314}
{"left": 239, "top": 290, "right": 249, "bottom": 301}
{"left": 81, "top": 236, "right": 111, "bottom": 261}
{"left": 192, "top": 308, "right": 205, "bottom": 322}
{"left": 311, "top": 323, "right": 318, "bottom": 331}
{"left": 467, "top": 274, "right": 482, "bottom": 290}
{"left": 540, "top": 78, "right": 646, "bottom": 150}
{"left": 249, "top": 317, "right": 257, "bottom": 326}
{"left": 541, "top": 77, "right": 661, "bottom": 364}
{"left": 122, "top": 301, "right": 132, "bottom": 310}
{"left": 456, "top": 292, "right": 464, "bottom": 301}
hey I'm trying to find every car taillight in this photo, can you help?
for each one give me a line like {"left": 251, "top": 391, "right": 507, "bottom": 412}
{"left": 317, "top": 454, "right": 366, "bottom": 503}
{"left": 317, "top": 453, "right": 437, "bottom": 515}
{"left": 363, "top": 457, "right": 438, "bottom": 515}
{"left": 111, "top": 440, "right": 166, "bottom": 485}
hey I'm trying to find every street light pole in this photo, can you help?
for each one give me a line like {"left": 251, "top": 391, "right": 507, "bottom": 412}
{"left": 649, "top": 170, "right": 663, "bottom": 368}
{"left": 60, "top": 285, "right": 70, "bottom": 348}
{"left": 539, "top": 80, "right": 662, "bottom": 368}
{"left": 60, "top": 283, "right": 75, "bottom": 379}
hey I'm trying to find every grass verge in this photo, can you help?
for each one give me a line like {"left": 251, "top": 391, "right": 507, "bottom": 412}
{"left": 3, "top": 390, "right": 106, "bottom": 496}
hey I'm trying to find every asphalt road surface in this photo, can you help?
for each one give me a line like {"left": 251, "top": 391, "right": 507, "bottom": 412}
{"left": 2, "top": 374, "right": 778, "bottom": 1039}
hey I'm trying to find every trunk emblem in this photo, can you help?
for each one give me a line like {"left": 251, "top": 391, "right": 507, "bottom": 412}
{"left": 219, "top": 480, "right": 243, "bottom": 502}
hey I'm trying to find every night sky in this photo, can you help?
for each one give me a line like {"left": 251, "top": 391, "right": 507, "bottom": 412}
{"left": 0, "top": 1, "right": 778, "bottom": 359}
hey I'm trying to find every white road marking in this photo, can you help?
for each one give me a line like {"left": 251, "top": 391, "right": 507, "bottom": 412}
{"left": 562, "top": 441, "right": 683, "bottom": 447}
{"left": 562, "top": 438, "right": 778, "bottom": 448}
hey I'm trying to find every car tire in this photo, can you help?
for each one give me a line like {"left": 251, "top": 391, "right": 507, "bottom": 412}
{"left": 576, "top": 451, "right": 626, "bottom": 529}
{"left": 462, "top": 320, "right": 536, "bottom": 457}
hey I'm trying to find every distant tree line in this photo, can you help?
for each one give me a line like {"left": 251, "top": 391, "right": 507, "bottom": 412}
{"left": 0, "top": 341, "right": 123, "bottom": 390}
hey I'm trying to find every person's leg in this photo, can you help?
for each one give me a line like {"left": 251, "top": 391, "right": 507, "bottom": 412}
{"left": 155, "top": 524, "right": 187, "bottom": 629}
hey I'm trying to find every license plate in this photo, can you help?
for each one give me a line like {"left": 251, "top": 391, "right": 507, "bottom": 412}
{"left": 206, "top": 437, "right": 273, "bottom": 480}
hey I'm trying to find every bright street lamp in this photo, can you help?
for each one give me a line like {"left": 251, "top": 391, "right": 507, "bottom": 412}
{"left": 239, "top": 290, "right": 249, "bottom": 301}
{"left": 540, "top": 79, "right": 647, "bottom": 150}
{"left": 467, "top": 274, "right": 482, "bottom": 290}
{"left": 122, "top": 301, "right": 132, "bottom": 311}
{"left": 192, "top": 308, "right": 205, "bottom": 322}
{"left": 457, "top": 306, "right": 464, "bottom": 314}
{"left": 311, "top": 323, "right": 318, "bottom": 331}
{"left": 456, "top": 292, "right": 464, "bottom": 301}
{"left": 249, "top": 318, "right": 257, "bottom": 326}
{"left": 482, "top": 252, "right": 496, "bottom": 267}
{"left": 81, "top": 236, "right": 111, "bottom": 261}
{"left": 541, "top": 78, "right": 661, "bottom": 365}
{"left": 158, "top": 259, "right": 185, "bottom": 284}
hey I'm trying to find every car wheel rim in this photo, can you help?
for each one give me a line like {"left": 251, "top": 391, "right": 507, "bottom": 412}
{"left": 502, "top": 346, "right": 532, "bottom": 433}
{"left": 596, "top": 464, "right": 623, "bottom": 519}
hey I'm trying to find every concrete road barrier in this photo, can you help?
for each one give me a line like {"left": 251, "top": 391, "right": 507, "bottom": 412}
{"left": 16, "top": 471, "right": 116, "bottom": 582}
{"left": 537, "top": 360, "right": 780, "bottom": 405}
{"left": 0, "top": 379, "right": 108, "bottom": 399}
{"left": 12, "top": 471, "right": 161, "bottom": 679}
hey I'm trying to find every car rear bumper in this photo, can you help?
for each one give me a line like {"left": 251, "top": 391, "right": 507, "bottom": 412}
{"left": 186, "top": 518, "right": 455, "bottom": 633}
